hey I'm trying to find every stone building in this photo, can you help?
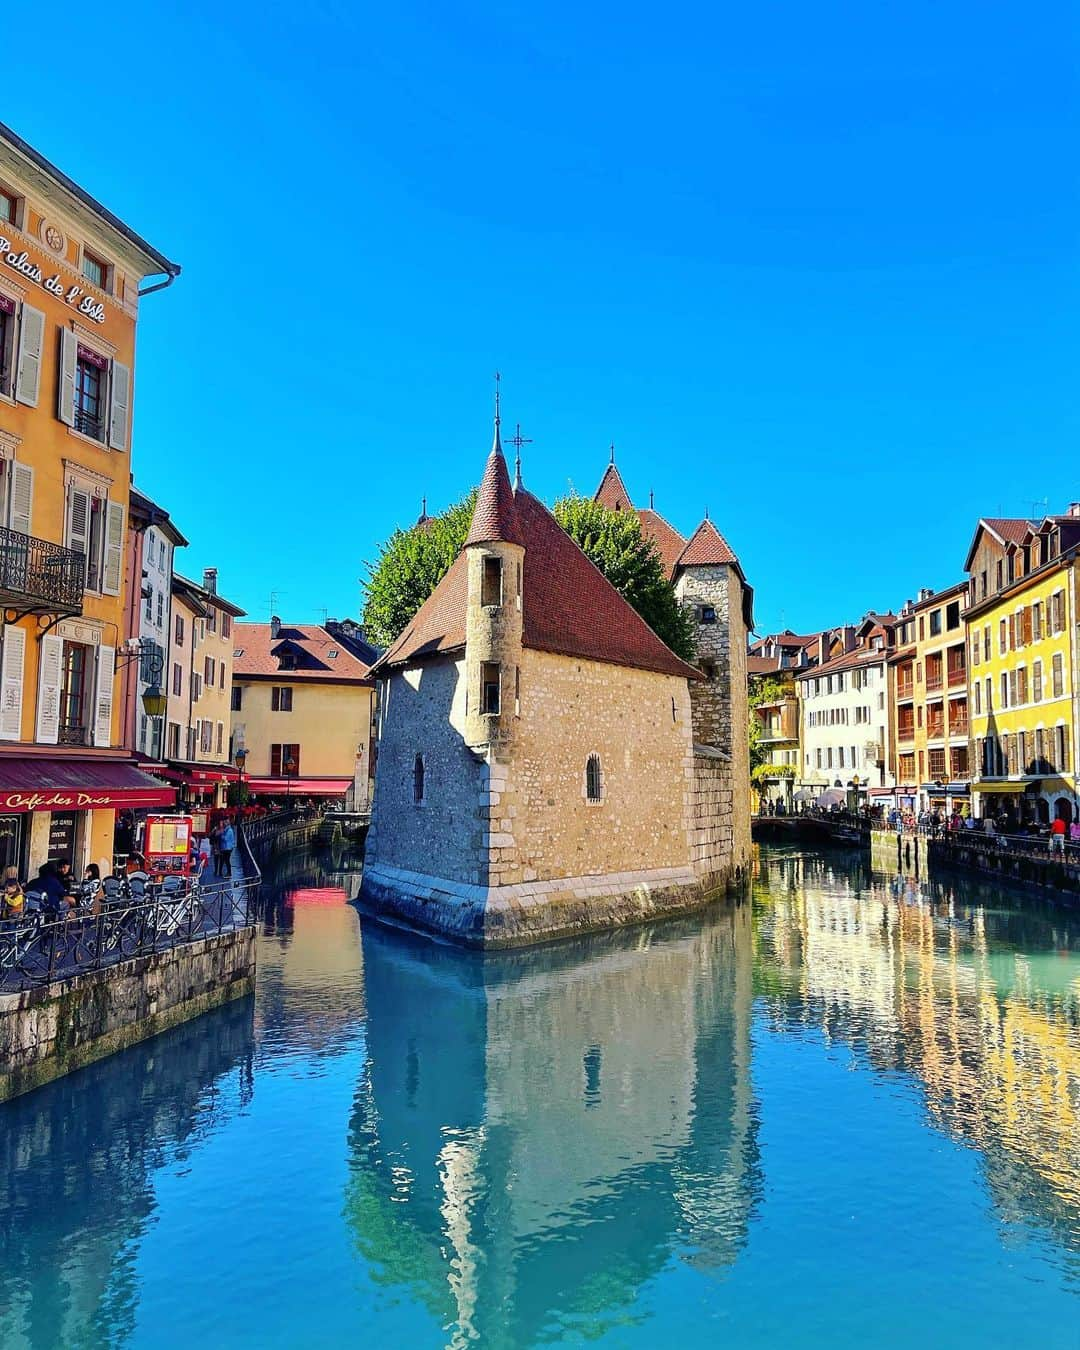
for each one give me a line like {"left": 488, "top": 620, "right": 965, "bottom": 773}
{"left": 361, "top": 416, "right": 752, "bottom": 947}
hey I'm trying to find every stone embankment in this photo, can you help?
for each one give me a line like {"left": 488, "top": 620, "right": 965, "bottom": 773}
{"left": 0, "top": 928, "right": 255, "bottom": 1103}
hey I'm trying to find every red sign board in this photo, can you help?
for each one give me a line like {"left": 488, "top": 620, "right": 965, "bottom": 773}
{"left": 0, "top": 787, "right": 175, "bottom": 814}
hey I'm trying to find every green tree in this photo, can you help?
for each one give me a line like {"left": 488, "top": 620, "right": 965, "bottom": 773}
{"left": 362, "top": 489, "right": 696, "bottom": 662}
{"left": 361, "top": 491, "right": 476, "bottom": 646}
{"left": 748, "top": 676, "right": 791, "bottom": 781}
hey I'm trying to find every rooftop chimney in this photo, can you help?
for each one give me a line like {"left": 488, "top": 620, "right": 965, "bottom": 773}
{"left": 203, "top": 567, "right": 218, "bottom": 594}
{"left": 270, "top": 615, "right": 281, "bottom": 639}
{"left": 917, "top": 587, "right": 933, "bottom": 602}
{"left": 1069, "top": 503, "right": 1080, "bottom": 518}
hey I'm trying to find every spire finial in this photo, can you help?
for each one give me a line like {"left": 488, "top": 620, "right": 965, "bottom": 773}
{"left": 491, "top": 370, "right": 502, "bottom": 454}
{"left": 649, "top": 489, "right": 655, "bottom": 510}
{"left": 705, "top": 506, "right": 710, "bottom": 521}
{"left": 506, "top": 422, "right": 532, "bottom": 492}
{"left": 421, "top": 495, "right": 427, "bottom": 516}
{"left": 609, "top": 441, "right": 615, "bottom": 465}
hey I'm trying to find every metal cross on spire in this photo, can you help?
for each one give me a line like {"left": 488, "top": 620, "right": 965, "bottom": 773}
{"left": 506, "top": 422, "right": 532, "bottom": 490}
{"left": 609, "top": 441, "right": 615, "bottom": 464}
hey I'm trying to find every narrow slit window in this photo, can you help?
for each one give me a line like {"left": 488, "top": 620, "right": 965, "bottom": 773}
{"left": 481, "top": 663, "right": 500, "bottom": 714}
{"left": 515, "top": 666, "right": 520, "bottom": 715}
{"left": 413, "top": 754, "right": 425, "bottom": 804}
{"left": 586, "top": 753, "right": 603, "bottom": 803}
{"left": 481, "top": 556, "right": 503, "bottom": 607}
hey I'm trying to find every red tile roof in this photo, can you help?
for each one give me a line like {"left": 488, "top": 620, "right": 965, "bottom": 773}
{"left": 376, "top": 488, "right": 701, "bottom": 681}
{"left": 747, "top": 653, "right": 783, "bottom": 674}
{"left": 594, "top": 462, "right": 634, "bottom": 512}
{"left": 637, "top": 507, "right": 686, "bottom": 579}
{"left": 465, "top": 435, "right": 522, "bottom": 546}
{"left": 983, "top": 517, "right": 1034, "bottom": 545}
{"left": 234, "top": 624, "right": 375, "bottom": 683}
{"left": 675, "top": 518, "right": 738, "bottom": 568}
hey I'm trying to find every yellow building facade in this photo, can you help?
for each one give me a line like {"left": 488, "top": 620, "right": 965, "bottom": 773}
{"left": 231, "top": 621, "right": 377, "bottom": 809}
{"left": 965, "top": 514, "right": 1079, "bottom": 825}
{"left": 0, "top": 121, "right": 178, "bottom": 873}
{"left": 888, "top": 581, "right": 969, "bottom": 816}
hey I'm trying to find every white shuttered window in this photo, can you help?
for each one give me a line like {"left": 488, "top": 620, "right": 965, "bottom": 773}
{"left": 0, "top": 624, "right": 26, "bottom": 741}
{"left": 93, "top": 643, "right": 115, "bottom": 747}
{"left": 36, "top": 633, "right": 63, "bottom": 744}
{"left": 14, "top": 303, "right": 45, "bottom": 407}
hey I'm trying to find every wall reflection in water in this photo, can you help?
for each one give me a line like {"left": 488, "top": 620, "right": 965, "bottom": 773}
{"left": 346, "top": 901, "right": 761, "bottom": 1347}
{"left": 754, "top": 848, "right": 1080, "bottom": 1266}
{"left": 0, "top": 999, "right": 255, "bottom": 1350}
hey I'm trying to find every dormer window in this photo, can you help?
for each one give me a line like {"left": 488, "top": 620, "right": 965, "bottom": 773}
{"left": 481, "top": 555, "right": 503, "bottom": 607}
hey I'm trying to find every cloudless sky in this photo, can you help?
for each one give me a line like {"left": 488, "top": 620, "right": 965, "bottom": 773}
{"left": 10, "top": 1, "right": 1079, "bottom": 634}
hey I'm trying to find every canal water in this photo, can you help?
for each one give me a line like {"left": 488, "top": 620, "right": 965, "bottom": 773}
{"left": 1, "top": 845, "right": 1078, "bottom": 1348}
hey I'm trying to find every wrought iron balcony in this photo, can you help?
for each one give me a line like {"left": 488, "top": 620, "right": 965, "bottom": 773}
{"left": 74, "top": 408, "right": 104, "bottom": 441}
{"left": 58, "top": 722, "right": 90, "bottom": 747}
{"left": 0, "top": 526, "right": 84, "bottom": 617}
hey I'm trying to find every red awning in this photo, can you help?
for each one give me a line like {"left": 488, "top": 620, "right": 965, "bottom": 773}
{"left": 246, "top": 776, "right": 352, "bottom": 797}
{"left": 0, "top": 757, "right": 176, "bottom": 813}
{"left": 162, "top": 765, "right": 239, "bottom": 785}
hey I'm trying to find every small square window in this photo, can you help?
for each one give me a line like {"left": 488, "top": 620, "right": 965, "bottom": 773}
{"left": 82, "top": 248, "right": 109, "bottom": 291}
{"left": 699, "top": 606, "right": 716, "bottom": 624}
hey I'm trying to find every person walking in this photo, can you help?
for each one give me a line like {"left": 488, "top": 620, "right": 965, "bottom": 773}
{"left": 1050, "top": 815, "right": 1067, "bottom": 857}
{"left": 210, "top": 820, "right": 223, "bottom": 877}
{"left": 219, "top": 818, "right": 237, "bottom": 879}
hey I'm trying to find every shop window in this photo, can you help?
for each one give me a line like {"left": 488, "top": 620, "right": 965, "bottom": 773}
{"left": 481, "top": 556, "right": 502, "bottom": 607}
{"left": 481, "top": 663, "right": 500, "bottom": 714}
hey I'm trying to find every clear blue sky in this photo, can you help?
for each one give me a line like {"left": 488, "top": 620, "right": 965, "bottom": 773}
{"left": 11, "top": 1, "right": 1078, "bottom": 635}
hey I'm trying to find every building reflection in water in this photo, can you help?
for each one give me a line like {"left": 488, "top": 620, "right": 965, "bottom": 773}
{"left": 0, "top": 999, "right": 255, "bottom": 1350}
{"left": 754, "top": 848, "right": 1080, "bottom": 1266}
{"left": 346, "top": 901, "right": 761, "bottom": 1347}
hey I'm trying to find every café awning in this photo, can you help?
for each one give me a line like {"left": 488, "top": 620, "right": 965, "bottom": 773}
{"left": 246, "top": 776, "right": 352, "bottom": 797}
{"left": 0, "top": 757, "right": 175, "bottom": 813}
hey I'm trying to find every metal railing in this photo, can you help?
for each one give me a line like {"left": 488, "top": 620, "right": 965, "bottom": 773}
{"left": 74, "top": 408, "right": 103, "bottom": 440}
{"left": 0, "top": 525, "right": 84, "bottom": 613}
{"left": 0, "top": 876, "right": 259, "bottom": 992}
{"left": 930, "top": 827, "right": 1080, "bottom": 866}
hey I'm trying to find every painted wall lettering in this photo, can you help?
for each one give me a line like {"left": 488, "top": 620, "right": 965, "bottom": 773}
{"left": 0, "top": 236, "right": 107, "bottom": 324}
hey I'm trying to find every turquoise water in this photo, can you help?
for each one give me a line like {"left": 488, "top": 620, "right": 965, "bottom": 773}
{"left": 1, "top": 846, "right": 1079, "bottom": 1349}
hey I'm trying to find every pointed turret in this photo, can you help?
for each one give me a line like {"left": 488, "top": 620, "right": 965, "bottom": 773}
{"left": 674, "top": 517, "right": 738, "bottom": 570}
{"left": 465, "top": 410, "right": 522, "bottom": 546}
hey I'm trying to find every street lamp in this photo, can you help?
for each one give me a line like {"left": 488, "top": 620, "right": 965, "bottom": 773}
{"left": 284, "top": 754, "right": 296, "bottom": 805}
{"left": 234, "top": 747, "right": 248, "bottom": 814}
{"left": 851, "top": 773, "right": 861, "bottom": 818}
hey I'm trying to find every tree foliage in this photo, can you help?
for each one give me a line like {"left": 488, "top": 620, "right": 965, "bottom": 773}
{"left": 361, "top": 491, "right": 476, "bottom": 647}
{"left": 748, "top": 676, "right": 790, "bottom": 777}
{"left": 361, "top": 488, "right": 696, "bottom": 661}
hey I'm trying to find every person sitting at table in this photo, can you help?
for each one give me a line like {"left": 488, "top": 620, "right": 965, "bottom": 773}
{"left": 124, "top": 853, "right": 150, "bottom": 897}
{"left": 2, "top": 873, "right": 25, "bottom": 920}
{"left": 33, "top": 861, "right": 72, "bottom": 917}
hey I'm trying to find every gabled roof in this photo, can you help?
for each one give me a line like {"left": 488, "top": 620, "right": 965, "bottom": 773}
{"left": 376, "top": 488, "right": 701, "bottom": 682}
{"left": 675, "top": 518, "right": 738, "bottom": 568}
{"left": 464, "top": 429, "right": 522, "bottom": 546}
{"left": 234, "top": 623, "right": 374, "bottom": 683}
{"left": 963, "top": 517, "right": 1037, "bottom": 571}
{"left": 594, "top": 462, "right": 634, "bottom": 513}
{"left": 129, "top": 487, "right": 188, "bottom": 547}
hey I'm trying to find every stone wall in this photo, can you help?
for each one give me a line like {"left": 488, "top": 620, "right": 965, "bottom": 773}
{"left": 0, "top": 929, "right": 255, "bottom": 1103}
{"left": 506, "top": 649, "right": 694, "bottom": 887}
{"left": 364, "top": 658, "right": 486, "bottom": 886}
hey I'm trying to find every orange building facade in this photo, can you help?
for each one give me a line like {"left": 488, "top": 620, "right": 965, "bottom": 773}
{"left": 0, "top": 121, "right": 179, "bottom": 874}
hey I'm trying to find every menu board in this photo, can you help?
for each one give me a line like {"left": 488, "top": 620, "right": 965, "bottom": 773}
{"left": 48, "top": 812, "right": 79, "bottom": 862}
{"left": 146, "top": 816, "right": 191, "bottom": 857}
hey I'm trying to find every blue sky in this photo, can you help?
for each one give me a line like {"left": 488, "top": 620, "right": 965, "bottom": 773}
{"left": 11, "top": 0, "right": 1078, "bottom": 634}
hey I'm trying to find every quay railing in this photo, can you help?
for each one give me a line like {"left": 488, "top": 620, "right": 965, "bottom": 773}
{"left": 0, "top": 875, "right": 260, "bottom": 993}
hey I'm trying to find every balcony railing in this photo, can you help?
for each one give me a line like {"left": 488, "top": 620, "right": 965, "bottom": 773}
{"left": 896, "top": 682, "right": 914, "bottom": 700}
{"left": 0, "top": 526, "right": 84, "bottom": 615}
{"left": 949, "top": 718, "right": 969, "bottom": 737}
{"left": 58, "top": 722, "right": 89, "bottom": 747}
{"left": 926, "top": 720, "right": 945, "bottom": 740}
{"left": 947, "top": 667, "right": 966, "bottom": 687}
{"left": 897, "top": 726, "right": 916, "bottom": 743}
{"left": 925, "top": 673, "right": 943, "bottom": 692}
{"left": 74, "top": 408, "right": 103, "bottom": 441}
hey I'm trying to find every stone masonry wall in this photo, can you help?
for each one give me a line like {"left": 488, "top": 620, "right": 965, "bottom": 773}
{"left": 0, "top": 929, "right": 255, "bottom": 1102}
{"left": 676, "top": 562, "right": 752, "bottom": 875}
{"left": 364, "top": 659, "right": 487, "bottom": 887}
{"left": 503, "top": 649, "right": 695, "bottom": 887}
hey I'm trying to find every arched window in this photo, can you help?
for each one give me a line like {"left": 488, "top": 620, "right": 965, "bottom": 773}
{"left": 585, "top": 753, "right": 603, "bottom": 804}
{"left": 413, "top": 754, "right": 425, "bottom": 804}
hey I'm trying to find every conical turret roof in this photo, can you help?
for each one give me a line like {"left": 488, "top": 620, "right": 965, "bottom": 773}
{"left": 675, "top": 517, "right": 738, "bottom": 568}
{"left": 465, "top": 419, "right": 522, "bottom": 547}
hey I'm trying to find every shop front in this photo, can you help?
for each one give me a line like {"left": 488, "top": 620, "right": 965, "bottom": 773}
{"left": 245, "top": 775, "right": 353, "bottom": 809}
{"left": 0, "top": 756, "right": 175, "bottom": 879}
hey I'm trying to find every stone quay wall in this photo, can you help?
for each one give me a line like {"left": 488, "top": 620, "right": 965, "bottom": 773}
{"left": 0, "top": 929, "right": 256, "bottom": 1103}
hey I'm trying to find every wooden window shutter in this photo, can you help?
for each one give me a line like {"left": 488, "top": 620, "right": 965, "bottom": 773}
{"left": 1022, "top": 607, "right": 1033, "bottom": 645}
{"left": 14, "top": 303, "right": 45, "bottom": 407}
{"left": 1008, "top": 614, "right": 1015, "bottom": 649}
{"left": 35, "top": 633, "right": 63, "bottom": 743}
{"left": 1009, "top": 670, "right": 1017, "bottom": 705}
{"left": 9, "top": 462, "right": 33, "bottom": 537}
{"left": 57, "top": 326, "right": 77, "bottom": 426}
{"left": 107, "top": 359, "right": 130, "bottom": 450}
{"left": 102, "top": 501, "right": 124, "bottom": 594}
{"left": 1034, "top": 661, "right": 1042, "bottom": 701}
{"left": 0, "top": 623, "right": 26, "bottom": 741}
{"left": 271, "top": 686, "right": 280, "bottom": 711}
{"left": 93, "top": 643, "right": 115, "bottom": 747}
{"left": 270, "top": 743, "right": 282, "bottom": 775}
{"left": 66, "top": 486, "right": 91, "bottom": 581}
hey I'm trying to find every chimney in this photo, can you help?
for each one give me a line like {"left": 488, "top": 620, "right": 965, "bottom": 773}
{"left": 270, "top": 615, "right": 281, "bottom": 639}
{"left": 1068, "top": 503, "right": 1080, "bottom": 518}
{"left": 917, "top": 587, "right": 932, "bottom": 602}
{"left": 843, "top": 625, "right": 856, "bottom": 653}
{"left": 203, "top": 567, "right": 217, "bottom": 594}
